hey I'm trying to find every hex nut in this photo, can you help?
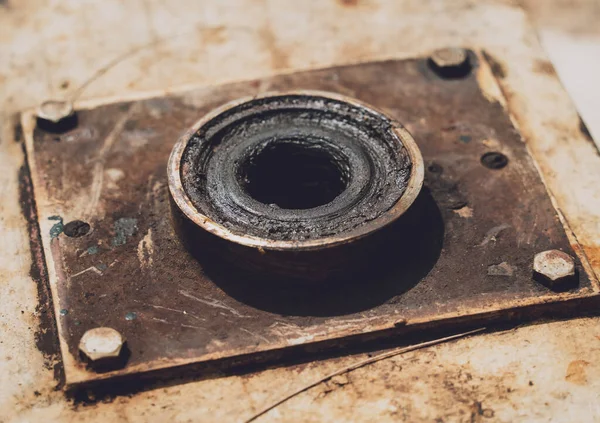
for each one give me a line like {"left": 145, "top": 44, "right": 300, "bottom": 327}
{"left": 36, "top": 100, "right": 77, "bottom": 132}
{"left": 428, "top": 48, "right": 472, "bottom": 79}
{"left": 533, "top": 250, "right": 577, "bottom": 290}
{"left": 79, "top": 327, "right": 126, "bottom": 363}
{"left": 36, "top": 100, "right": 74, "bottom": 123}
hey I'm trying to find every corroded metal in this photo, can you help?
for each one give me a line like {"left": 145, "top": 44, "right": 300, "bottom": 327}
{"left": 25, "top": 54, "right": 594, "bottom": 387}
{"left": 36, "top": 100, "right": 73, "bottom": 123}
{"left": 79, "top": 327, "right": 126, "bottom": 367}
{"left": 533, "top": 250, "right": 577, "bottom": 290}
{"left": 428, "top": 48, "right": 472, "bottom": 78}
{"left": 36, "top": 100, "right": 77, "bottom": 132}
{"left": 168, "top": 91, "right": 424, "bottom": 280}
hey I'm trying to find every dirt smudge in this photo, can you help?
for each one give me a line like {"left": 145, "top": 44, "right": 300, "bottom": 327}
{"left": 579, "top": 117, "right": 594, "bottom": 143}
{"left": 17, "top": 138, "right": 63, "bottom": 386}
{"left": 482, "top": 50, "right": 507, "bottom": 79}
{"left": 565, "top": 360, "right": 589, "bottom": 385}
{"left": 258, "top": 26, "right": 289, "bottom": 70}
{"left": 533, "top": 59, "right": 557, "bottom": 77}
{"left": 200, "top": 25, "right": 227, "bottom": 45}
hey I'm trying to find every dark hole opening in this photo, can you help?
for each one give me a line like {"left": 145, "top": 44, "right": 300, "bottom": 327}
{"left": 239, "top": 141, "right": 350, "bottom": 210}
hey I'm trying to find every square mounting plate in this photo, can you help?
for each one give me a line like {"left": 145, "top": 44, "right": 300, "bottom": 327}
{"left": 23, "top": 51, "right": 598, "bottom": 387}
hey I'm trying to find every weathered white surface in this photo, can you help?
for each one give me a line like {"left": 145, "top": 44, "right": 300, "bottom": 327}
{"left": 523, "top": 0, "right": 600, "bottom": 143}
{"left": 1, "top": 0, "right": 600, "bottom": 421}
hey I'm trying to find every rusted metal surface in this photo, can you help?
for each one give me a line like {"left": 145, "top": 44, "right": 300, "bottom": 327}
{"left": 78, "top": 327, "right": 126, "bottom": 365}
{"left": 428, "top": 48, "right": 472, "bottom": 79}
{"left": 533, "top": 250, "right": 577, "bottom": 290}
{"left": 24, "top": 53, "right": 596, "bottom": 387}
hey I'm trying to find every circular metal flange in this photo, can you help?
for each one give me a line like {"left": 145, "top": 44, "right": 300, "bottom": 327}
{"left": 168, "top": 91, "right": 424, "bottom": 280}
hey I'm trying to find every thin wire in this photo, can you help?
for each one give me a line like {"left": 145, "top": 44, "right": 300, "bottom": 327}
{"left": 244, "top": 327, "right": 486, "bottom": 423}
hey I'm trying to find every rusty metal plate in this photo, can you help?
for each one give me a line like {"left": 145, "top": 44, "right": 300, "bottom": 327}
{"left": 24, "top": 52, "right": 598, "bottom": 387}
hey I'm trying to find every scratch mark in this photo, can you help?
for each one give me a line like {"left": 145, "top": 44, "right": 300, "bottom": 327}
{"left": 240, "top": 328, "right": 269, "bottom": 343}
{"left": 269, "top": 321, "right": 304, "bottom": 337}
{"left": 70, "top": 258, "right": 117, "bottom": 279}
{"left": 133, "top": 299, "right": 205, "bottom": 321}
{"left": 179, "top": 290, "right": 251, "bottom": 318}
{"left": 70, "top": 266, "right": 104, "bottom": 278}
{"left": 479, "top": 223, "right": 511, "bottom": 246}
{"left": 68, "top": 24, "right": 254, "bottom": 102}
{"left": 98, "top": 105, "right": 136, "bottom": 158}
{"left": 84, "top": 106, "right": 136, "bottom": 218}
{"left": 79, "top": 245, "right": 99, "bottom": 257}
{"left": 85, "top": 163, "right": 104, "bottom": 219}
{"left": 182, "top": 324, "right": 205, "bottom": 330}
{"left": 244, "top": 328, "right": 485, "bottom": 423}
{"left": 327, "top": 315, "right": 385, "bottom": 325}
{"left": 137, "top": 228, "right": 154, "bottom": 268}
{"left": 151, "top": 317, "right": 205, "bottom": 330}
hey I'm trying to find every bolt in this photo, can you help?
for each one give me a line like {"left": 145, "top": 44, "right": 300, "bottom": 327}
{"left": 533, "top": 250, "right": 577, "bottom": 290}
{"left": 36, "top": 100, "right": 77, "bottom": 132}
{"left": 428, "top": 48, "right": 472, "bottom": 79}
{"left": 79, "top": 327, "right": 126, "bottom": 368}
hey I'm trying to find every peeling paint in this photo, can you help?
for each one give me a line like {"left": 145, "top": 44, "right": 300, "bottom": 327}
{"left": 487, "top": 262, "right": 516, "bottom": 277}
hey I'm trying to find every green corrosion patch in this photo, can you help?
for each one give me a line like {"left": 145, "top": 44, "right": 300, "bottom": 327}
{"left": 87, "top": 245, "right": 99, "bottom": 255}
{"left": 112, "top": 217, "right": 138, "bottom": 246}
{"left": 48, "top": 215, "right": 63, "bottom": 238}
{"left": 95, "top": 263, "right": 108, "bottom": 272}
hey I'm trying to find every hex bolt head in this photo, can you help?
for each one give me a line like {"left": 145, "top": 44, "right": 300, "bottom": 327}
{"left": 428, "top": 48, "right": 472, "bottom": 79}
{"left": 79, "top": 327, "right": 126, "bottom": 368}
{"left": 533, "top": 250, "right": 577, "bottom": 290}
{"left": 36, "top": 100, "right": 77, "bottom": 133}
{"left": 37, "top": 100, "right": 73, "bottom": 123}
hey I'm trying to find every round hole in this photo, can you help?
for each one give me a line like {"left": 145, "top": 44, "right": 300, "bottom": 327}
{"left": 481, "top": 152, "right": 508, "bottom": 170}
{"left": 427, "top": 163, "right": 443, "bottom": 174}
{"left": 63, "top": 220, "right": 91, "bottom": 237}
{"left": 238, "top": 141, "right": 350, "bottom": 210}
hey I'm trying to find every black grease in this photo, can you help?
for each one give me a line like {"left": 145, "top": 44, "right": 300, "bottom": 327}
{"left": 181, "top": 94, "right": 412, "bottom": 241}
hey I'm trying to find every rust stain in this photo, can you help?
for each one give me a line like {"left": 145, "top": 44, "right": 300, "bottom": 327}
{"left": 16, "top": 140, "right": 63, "bottom": 385}
{"left": 533, "top": 59, "right": 557, "bottom": 77}
{"left": 338, "top": 0, "right": 359, "bottom": 6}
{"left": 582, "top": 245, "right": 600, "bottom": 274}
{"left": 258, "top": 26, "right": 289, "bottom": 70}
{"left": 579, "top": 117, "right": 594, "bottom": 143}
{"left": 522, "top": 0, "right": 600, "bottom": 37}
{"left": 482, "top": 50, "right": 507, "bottom": 79}
{"left": 565, "top": 360, "right": 589, "bottom": 385}
{"left": 338, "top": 40, "right": 373, "bottom": 63}
{"left": 200, "top": 26, "right": 227, "bottom": 45}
